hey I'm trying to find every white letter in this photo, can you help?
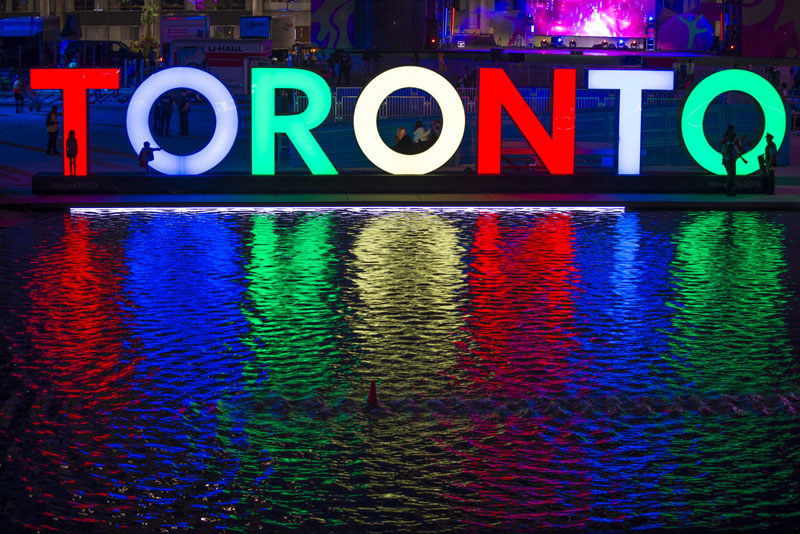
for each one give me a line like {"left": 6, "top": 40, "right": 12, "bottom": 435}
{"left": 588, "top": 70, "right": 674, "bottom": 175}
{"left": 126, "top": 67, "right": 238, "bottom": 175}
{"left": 353, "top": 66, "right": 465, "bottom": 175}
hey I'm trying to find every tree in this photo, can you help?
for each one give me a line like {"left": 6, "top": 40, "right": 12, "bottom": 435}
{"left": 139, "top": 0, "right": 160, "bottom": 56}
{"left": 140, "top": 0, "right": 159, "bottom": 37}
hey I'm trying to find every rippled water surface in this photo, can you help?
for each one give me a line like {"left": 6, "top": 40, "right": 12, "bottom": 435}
{"left": 1, "top": 207, "right": 800, "bottom": 532}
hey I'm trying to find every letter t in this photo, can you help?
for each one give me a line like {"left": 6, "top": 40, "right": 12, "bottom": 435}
{"left": 30, "top": 69, "right": 119, "bottom": 176}
{"left": 588, "top": 70, "right": 674, "bottom": 175}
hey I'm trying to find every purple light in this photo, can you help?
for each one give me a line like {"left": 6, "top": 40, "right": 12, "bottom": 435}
{"left": 529, "top": 0, "right": 655, "bottom": 38}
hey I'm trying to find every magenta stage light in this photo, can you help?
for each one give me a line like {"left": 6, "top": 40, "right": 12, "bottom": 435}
{"left": 530, "top": 0, "right": 655, "bottom": 39}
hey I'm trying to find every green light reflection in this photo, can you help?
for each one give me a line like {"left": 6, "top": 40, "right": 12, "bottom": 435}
{"left": 667, "top": 211, "right": 795, "bottom": 390}
{"left": 235, "top": 212, "right": 364, "bottom": 527}
{"left": 663, "top": 211, "right": 800, "bottom": 528}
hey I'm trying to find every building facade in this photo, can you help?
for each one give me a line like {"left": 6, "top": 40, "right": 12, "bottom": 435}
{"left": 1, "top": 0, "right": 309, "bottom": 44}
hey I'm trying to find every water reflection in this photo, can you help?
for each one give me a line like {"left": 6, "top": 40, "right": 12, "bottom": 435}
{"left": 663, "top": 211, "right": 800, "bottom": 528}
{"left": 349, "top": 211, "right": 467, "bottom": 395}
{"left": 5, "top": 215, "right": 139, "bottom": 529}
{"left": 0, "top": 208, "right": 798, "bottom": 531}
{"left": 121, "top": 211, "right": 252, "bottom": 529}
{"left": 443, "top": 212, "right": 592, "bottom": 529}
{"left": 240, "top": 212, "right": 364, "bottom": 529}
{"left": 669, "top": 212, "right": 795, "bottom": 391}
{"left": 347, "top": 212, "right": 470, "bottom": 529}
{"left": 570, "top": 212, "right": 681, "bottom": 528}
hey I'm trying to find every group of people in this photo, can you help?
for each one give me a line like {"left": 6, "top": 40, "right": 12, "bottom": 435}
{"left": 37, "top": 99, "right": 166, "bottom": 177}
{"left": 150, "top": 90, "right": 192, "bottom": 138}
{"left": 721, "top": 124, "right": 777, "bottom": 196}
{"left": 392, "top": 119, "right": 442, "bottom": 154}
{"left": 327, "top": 49, "right": 353, "bottom": 86}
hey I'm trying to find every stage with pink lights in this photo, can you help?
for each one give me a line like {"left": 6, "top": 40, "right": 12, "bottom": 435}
{"left": 530, "top": 0, "right": 655, "bottom": 38}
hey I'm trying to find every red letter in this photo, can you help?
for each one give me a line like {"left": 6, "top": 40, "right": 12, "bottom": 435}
{"left": 477, "top": 68, "right": 575, "bottom": 174}
{"left": 30, "top": 69, "right": 119, "bottom": 176}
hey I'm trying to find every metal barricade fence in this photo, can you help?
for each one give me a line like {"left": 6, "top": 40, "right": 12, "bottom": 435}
{"left": 309, "top": 86, "right": 692, "bottom": 124}
{"left": 382, "top": 95, "right": 427, "bottom": 118}
{"left": 576, "top": 97, "right": 599, "bottom": 110}
{"left": 644, "top": 90, "right": 684, "bottom": 106}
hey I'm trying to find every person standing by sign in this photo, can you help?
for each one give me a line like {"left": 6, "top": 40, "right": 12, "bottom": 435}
{"left": 157, "top": 92, "right": 173, "bottom": 137}
{"left": 27, "top": 87, "right": 42, "bottom": 112}
{"left": 65, "top": 130, "right": 78, "bottom": 176}
{"left": 151, "top": 97, "right": 162, "bottom": 136}
{"left": 429, "top": 118, "right": 441, "bottom": 147}
{"left": 138, "top": 141, "right": 162, "bottom": 175}
{"left": 339, "top": 52, "right": 352, "bottom": 86}
{"left": 764, "top": 133, "right": 777, "bottom": 195}
{"left": 722, "top": 125, "right": 745, "bottom": 196}
{"left": 178, "top": 90, "right": 191, "bottom": 135}
{"left": 45, "top": 106, "right": 60, "bottom": 156}
{"left": 13, "top": 76, "right": 25, "bottom": 113}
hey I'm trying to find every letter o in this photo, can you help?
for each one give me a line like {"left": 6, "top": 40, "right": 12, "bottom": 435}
{"left": 680, "top": 69, "right": 786, "bottom": 176}
{"left": 126, "top": 67, "right": 238, "bottom": 175}
{"left": 353, "top": 66, "right": 465, "bottom": 175}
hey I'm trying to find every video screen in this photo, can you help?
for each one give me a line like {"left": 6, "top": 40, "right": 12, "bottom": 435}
{"left": 529, "top": 0, "right": 655, "bottom": 38}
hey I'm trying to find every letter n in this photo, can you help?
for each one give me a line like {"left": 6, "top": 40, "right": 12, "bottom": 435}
{"left": 477, "top": 68, "right": 575, "bottom": 174}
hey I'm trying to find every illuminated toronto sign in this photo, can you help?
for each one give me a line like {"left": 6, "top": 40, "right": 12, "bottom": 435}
{"left": 30, "top": 66, "right": 787, "bottom": 177}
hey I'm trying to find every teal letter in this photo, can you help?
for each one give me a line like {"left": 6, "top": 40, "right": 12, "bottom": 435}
{"left": 680, "top": 69, "right": 786, "bottom": 175}
{"left": 251, "top": 68, "right": 337, "bottom": 175}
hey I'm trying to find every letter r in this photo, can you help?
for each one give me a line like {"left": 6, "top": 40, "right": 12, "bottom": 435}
{"left": 251, "top": 68, "right": 337, "bottom": 175}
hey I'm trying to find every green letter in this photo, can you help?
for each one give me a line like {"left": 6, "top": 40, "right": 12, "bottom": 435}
{"left": 251, "top": 68, "right": 337, "bottom": 175}
{"left": 680, "top": 69, "right": 786, "bottom": 175}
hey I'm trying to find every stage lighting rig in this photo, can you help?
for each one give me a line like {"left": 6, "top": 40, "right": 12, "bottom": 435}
{"left": 541, "top": 38, "right": 549, "bottom": 48}
{"left": 569, "top": 39, "right": 576, "bottom": 48}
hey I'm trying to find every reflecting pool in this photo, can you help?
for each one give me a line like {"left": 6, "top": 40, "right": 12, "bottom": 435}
{"left": 1, "top": 207, "right": 799, "bottom": 531}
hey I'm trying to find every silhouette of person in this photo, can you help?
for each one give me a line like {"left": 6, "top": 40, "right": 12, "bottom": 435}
{"left": 764, "top": 132, "right": 777, "bottom": 195}
{"left": 45, "top": 105, "right": 59, "bottom": 155}
{"left": 138, "top": 141, "right": 162, "bottom": 175}
{"left": 722, "top": 125, "right": 744, "bottom": 196}
{"left": 157, "top": 92, "right": 173, "bottom": 137}
{"left": 178, "top": 90, "right": 191, "bottom": 135}
{"left": 65, "top": 130, "right": 78, "bottom": 176}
